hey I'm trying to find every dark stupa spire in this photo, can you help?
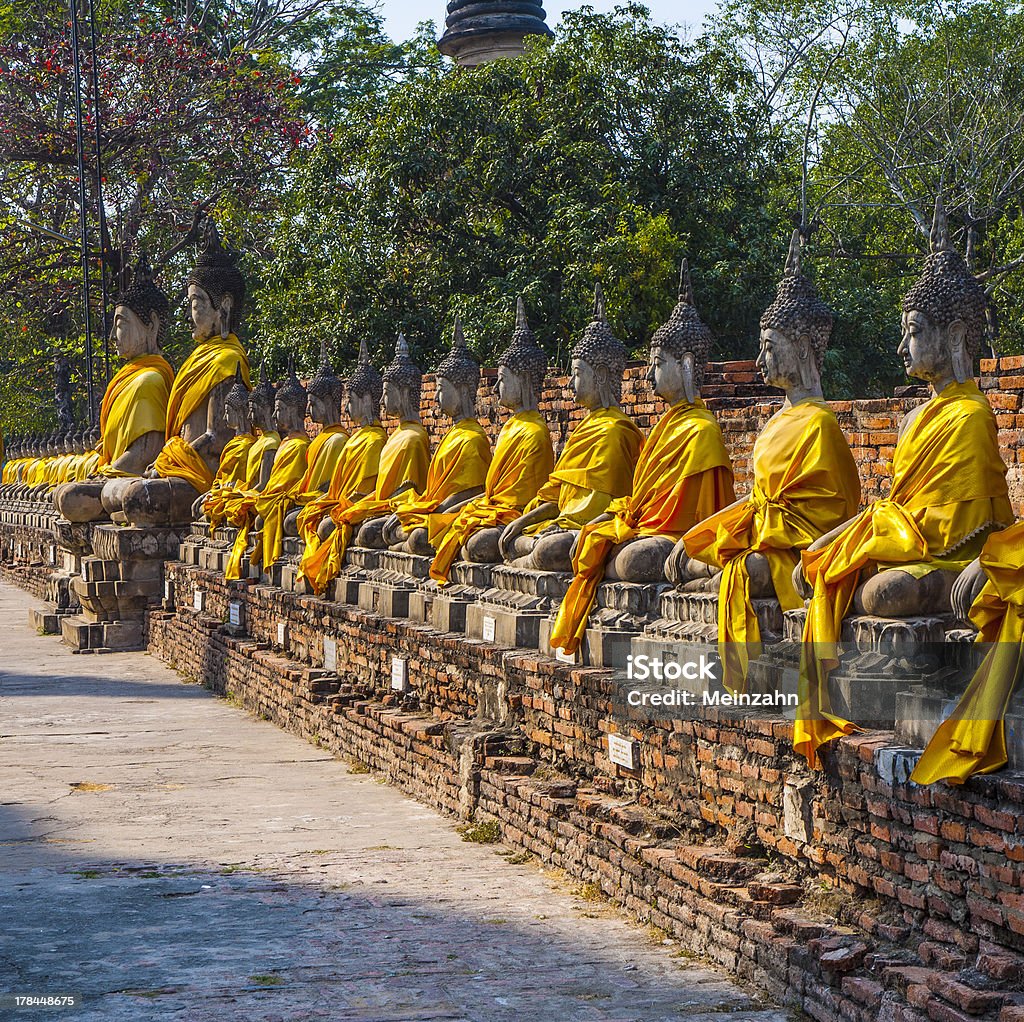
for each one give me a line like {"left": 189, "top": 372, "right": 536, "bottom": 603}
{"left": 438, "top": 0, "right": 553, "bottom": 66}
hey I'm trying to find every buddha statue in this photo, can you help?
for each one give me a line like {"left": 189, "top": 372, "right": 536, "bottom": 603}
{"left": 794, "top": 199, "right": 1013, "bottom": 770}
{"left": 548, "top": 269, "right": 735, "bottom": 656}
{"left": 225, "top": 364, "right": 310, "bottom": 579}
{"left": 673, "top": 237, "right": 861, "bottom": 690}
{"left": 499, "top": 292, "right": 643, "bottom": 572}
{"left": 196, "top": 363, "right": 256, "bottom": 528}
{"left": 242, "top": 363, "right": 282, "bottom": 490}
{"left": 53, "top": 254, "right": 175, "bottom": 523}
{"left": 428, "top": 298, "right": 555, "bottom": 584}
{"left": 295, "top": 340, "right": 387, "bottom": 590}
{"left": 281, "top": 342, "right": 349, "bottom": 539}
{"left": 298, "top": 336, "right": 429, "bottom": 594}
{"left": 114, "top": 219, "right": 250, "bottom": 526}
{"left": 372, "top": 318, "right": 491, "bottom": 556}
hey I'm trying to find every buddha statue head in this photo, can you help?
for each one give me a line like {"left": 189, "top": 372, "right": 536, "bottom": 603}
{"left": 187, "top": 218, "right": 246, "bottom": 343}
{"left": 648, "top": 260, "right": 713, "bottom": 405}
{"left": 496, "top": 297, "right": 547, "bottom": 412}
{"left": 307, "top": 339, "right": 343, "bottom": 427}
{"left": 757, "top": 231, "right": 831, "bottom": 399}
{"left": 112, "top": 253, "right": 169, "bottom": 360}
{"left": 88, "top": 424, "right": 100, "bottom": 450}
{"left": 382, "top": 334, "right": 422, "bottom": 421}
{"left": 249, "top": 361, "right": 277, "bottom": 432}
{"left": 275, "top": 360, "right": 307, "bottom": 435}
{"left": 571, "top": 284, "right": 629, "bottom": 410}
{"left": 346, "top": 339, "right": 383, "bottom": 428}
{"left": 900, "top": 198, "right": 988, "bottom": 391}
{"left": 224, "top": 361, "right": 252, "bottom": 434}
{"left": 435, "top": 317, "right": 481, "bottom": 421}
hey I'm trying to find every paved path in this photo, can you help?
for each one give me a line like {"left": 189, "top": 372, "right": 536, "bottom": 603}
{"left": 0, "top": 581, "right": 792, "bottom": 1022}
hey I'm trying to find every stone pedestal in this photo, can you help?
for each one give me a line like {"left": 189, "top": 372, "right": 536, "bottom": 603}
{"left": 61, "top": 525, "right": 181, "bottom": 652}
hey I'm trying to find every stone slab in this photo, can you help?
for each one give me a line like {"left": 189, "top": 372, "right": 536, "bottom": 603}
{"left": 466, "top": 602, "right": 545, "bottom": 649}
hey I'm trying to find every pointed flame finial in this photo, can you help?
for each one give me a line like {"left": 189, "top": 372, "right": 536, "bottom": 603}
{"left": 930, "top": 195, "right": 951, "bottom": 254}
{"left": 453, "top": 315, "right": 467, "bottom": 350}
{"left": 784, "top": 229, "right": 802, "bottom": 278}
{"left": 679, "top": 258, "right": 694, "bottom": 305}
{"left": 515, "top": 296, "right": 528, "bottom": 332}
{"left": 593, "top": 283, "right": 606, "bottom": 321}
{"left": 357, "top": 338, "right": 370, "bottom": 364}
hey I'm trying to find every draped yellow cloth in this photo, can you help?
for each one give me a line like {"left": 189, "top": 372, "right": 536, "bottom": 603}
{"left": 203, "top": 432, "right": 256, "bottom": 533}
{"left": 522, "top": 407, "right": 643, "bottom": 534}
{"left": 394, "top": 418, "right": 492, "bottom": 531}
{"left": 429, "top": 411, "right": 554, "bottom": 585}
{"left": 225, "top": 435, "right": 310, "bottom": 579}
{"left": 550, "top": 398, "right": 735, "bottom": 655}
{"left": 299, "top": 425, "right": 350, "bottom": 493}
{"left": 796, "top": 380, "right": 1012, "bottom": 770}
{"left": 79, "top": 451, "right": 100, "bottom": 480}
{"left": 295, "top": 425, "right": 386, "bottom": 583}
{"left": 684, "top": 399, "right": 861, "bottom": 691}
{"left": 154, "top": 334, "right": 250, "bottom": 490}
{"left": 300, "top": 422, "right": 429, "bottom": 594}
{"left": 96, "top": 355, "right": 175, "bottom": 471}
{"left": 912, "top": 522, "right": 1024, "bottom": 784}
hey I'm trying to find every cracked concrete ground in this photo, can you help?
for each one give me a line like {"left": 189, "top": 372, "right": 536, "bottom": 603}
{"left": 0, "top": 581, "right": 795, "bottom": 1021}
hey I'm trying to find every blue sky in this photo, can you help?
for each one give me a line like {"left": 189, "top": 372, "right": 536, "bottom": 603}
{"left": 379, "top": 0, "right": 721, "bottom": 43}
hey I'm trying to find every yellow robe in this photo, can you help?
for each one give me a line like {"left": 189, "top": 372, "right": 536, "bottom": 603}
{"left": 154, "top": 334, "right": 250, "bottom": 491}
{"left": 912, "top": 522, "right": 1024, "bottom": 784}
{"left": 522, "top": 407, "right": 643, "bottom": 534}
{"left": 225, "top": 435, "right": 310, "bottom": 579}
{"left": 550, "top": 398, "right": 735, "bottom": 655}
{"left": 295, "top": 425, "right": 386, "bottom": 581}
{"left": 301, "top": 422, "right": 429, "bottom": 594}
{"left": 96, "top": 355, "right": 175, "bottom": 474}
{"left": 395, "top": 418, "right": 492, "bottom": 531}
{"left": 797, "top": 380, "right": 1012, "bottom": 770}
{"left": 428, "top": 411, "right": 555, "bottom": 585}
{"left": 299, "top": 425, "right": 350, "bottom": 494}
{"left": 203, "top": 432, "right": 256, "bottom": 533}
{"left": 684, "top": 399, "right": 861, "bottom": 691}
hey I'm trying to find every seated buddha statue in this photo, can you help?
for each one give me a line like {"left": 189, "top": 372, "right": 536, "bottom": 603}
{"left": 299, "top": 336, "right": 429, "bottom": 594}
{"left": 294, "top": 341, "right": 387, "bottom": 589}
{"left": 113, "top": 219, "right": 251, "bottom": 526}
{"left": 794, "top": 199, "right": 1013, "bottom": 770}
{"left": 548, "top": 265, "right": 735, "bottom": 656}
{"left": 500, "top": 293, "right": 643, "bottom": 572}
{"left": 196, "top": 364, "right": 256, "bottom": 528}
{"left": 279, "top": 342, "right": 349, "bottom": 538}
{"left": 371, "top": 318, "right": 491, "bottom": 556}
{"left": 225, "top": 366, "right": 311, "bottom": 579}
{"left": 674, "top": 236, "right": 861, "bottom": 689}
{"left": 53, "top": 254, "right": 175, "bottom": 523}
{"left": 428, "top": 298, "right": 555, "bottom": 585}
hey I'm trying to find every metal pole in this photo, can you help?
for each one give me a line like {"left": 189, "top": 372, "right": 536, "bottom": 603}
{"left": 85, "top": 0, "right": 111, "bottom": 385}
{"left": 69, "top": 0, "right": 96, "bottom": 425}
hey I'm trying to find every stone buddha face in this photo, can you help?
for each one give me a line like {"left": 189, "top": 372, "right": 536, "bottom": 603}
{"left": 346, "top": 389, "right": 377, "bottom": 428}
{"left": 436, "top": 377, "right": 461, "bottom": 418}
{"left": 899, "top": 310, "right": 969, "bottom": 387}
{"left": 113, "top": 304, "right": 159, "bottom": 360}
{"left": 275, "top": 394, "right": 306, "bottom": 435}
{"left": 224, "top": 395, "right": 249, "bottom": 434}
{"left": 495, "top": 365, "right": 527, "bottom": 411}
{"left": 757, "top": 327, "right": 812, "bottom": 392}
{"left": 307, "top": 390, "right": 334, "bottom": 427}
{"left": 648, "top": 346, "right": 694, "bottom": 404}
{"left": 570, "top": 358, "right": 605, "bottom": 411}
{"left": 188, "top": 284, "right": 233, "bottom": 343}
{"left": 249, "top": 391, "right": 275, "bottom": 432}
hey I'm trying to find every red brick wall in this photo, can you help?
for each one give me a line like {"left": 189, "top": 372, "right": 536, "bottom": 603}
{"left": 146, "top": 565, "right": 1024, "bottom": 1022}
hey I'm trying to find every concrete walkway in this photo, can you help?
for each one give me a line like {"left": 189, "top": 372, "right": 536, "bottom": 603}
{"left": 0, "top": 581, "right": 792, "bottom": 1021}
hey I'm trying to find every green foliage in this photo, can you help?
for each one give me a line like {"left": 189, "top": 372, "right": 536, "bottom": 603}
{"left": 250, "top": 4, "right": 793, "bottom": 377}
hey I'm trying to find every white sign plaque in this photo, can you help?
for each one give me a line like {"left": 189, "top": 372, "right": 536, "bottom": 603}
{"left": 277, "top": 620, "right": 288, "bottom": 647}
{"left": 228, "top": 601, "right": 242, "bottom": 627}
{"left": 607, "top": 733, "right": 638, "bottom": 771}
{"left": 323, "top": 637, "right": 337, "bottom": 672}
{"left": 164, "top": 580, "right": 173, "bottom": 601}
{"left": 482, "top": 615, "right": 496, "bottom": 642}
{"left": 391, "top": 656, "right": 408, "bottom": 691}
{"left": 63, "top": 553, "right": 76, "bottom": 573}
{"left": 193, "top": 589, "right": 205, "bottom": 612}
